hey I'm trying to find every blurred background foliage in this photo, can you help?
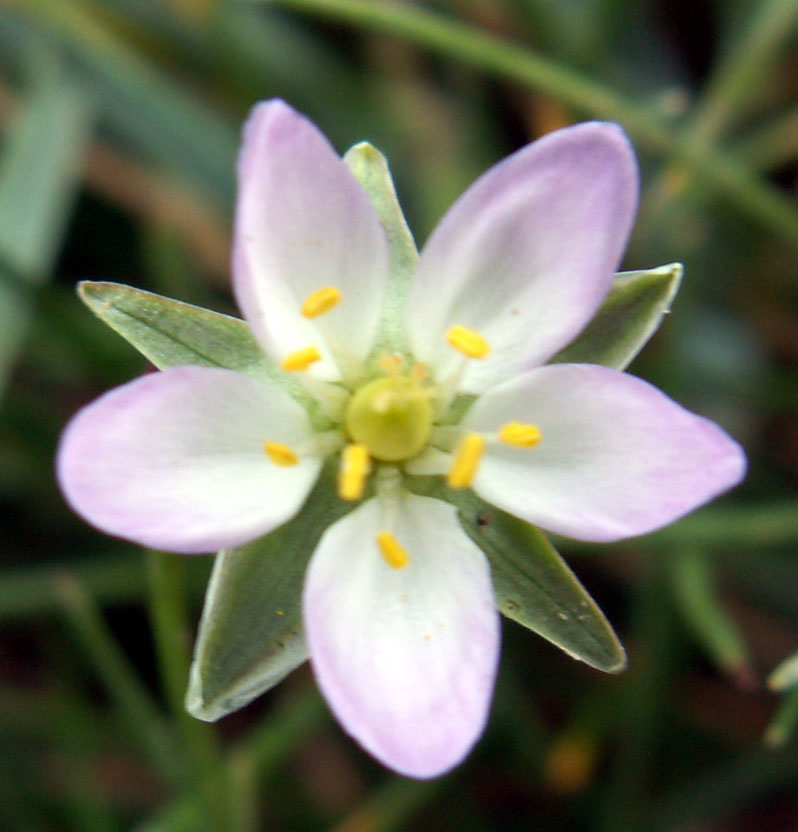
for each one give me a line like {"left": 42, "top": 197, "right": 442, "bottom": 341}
{"left": 0, "top": 0, "right": 796, "bottom": 829}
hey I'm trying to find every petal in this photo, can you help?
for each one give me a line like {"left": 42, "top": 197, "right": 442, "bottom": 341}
{"left": 233, "top": 100, "right": 390, "bottom": 380}
{"left": 57, "top": 367, "right": 322, "bottom": 553}
{"left": 464, "top": 364, "right": 746, "bottom": 542}
{"left": 406, "top": 122, "right": 638, "bottom": 392}
{"left": 303, "top": 495, "right": 500, "bottom": 778}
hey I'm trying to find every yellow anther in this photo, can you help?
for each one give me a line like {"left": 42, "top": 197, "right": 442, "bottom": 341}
{"left": 498, "top": 421, "right": 542, "bottom": 448}
{"left": 338, "top": 443, "right": 370, "bottom": 501}
{"left": 445, "top": 325, "right": 491, "bottom": 359}
{"left": 263, "top": 441, "right": 299, "bottom": 466}
{"left": 447, "top": 433, "right": 485, "bottom": 490}
{"left": 301, "top": 286, "right": 342, "bottom": 318}
{"left": 376, "top": 531, "right": 410, "bottom": 570}
{"left": 281, "top": 346, "right": 321, "bottom": 372}
{"left": 378, "top": 354, "right": 404, "bottom": 375}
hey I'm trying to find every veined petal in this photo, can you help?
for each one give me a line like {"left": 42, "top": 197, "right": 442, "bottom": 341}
{"left": 406, "top": 122, "right": 638, "bottom": 393}
{"left": 465, "top": 364, "right": 746, "bottom": 542}
{"left": 57, "top": 367, "right": 322, "bottom": 553}
{"left": 303, "top": 495, "right": 500, "bottom": 778}
{"left": 233, "top": 100, "right": 390, "bottom": 380}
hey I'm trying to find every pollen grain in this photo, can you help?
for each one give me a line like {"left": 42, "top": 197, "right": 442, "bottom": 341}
{"left": 338, "top": 443, "right": 370, "bottom": 501}
{"left": 376, "top": 531, "right": 410, "bottom": 569}
{"left": 447, "top": 433, "right": 485, "bottom": 489}
{"left": 301, "top": 286, "right": 341, "bottom": 318}
{"left": 281, "top": 346, "right": 321, "bottom": 372}
{"left": 498, "top": 421, "right": 542, "bottom": 448}
{"left": 445, "top": 325, "right": 491, "bottom": 359}
{"left": 263, "top": 441, "right": 299, "bottom": 466}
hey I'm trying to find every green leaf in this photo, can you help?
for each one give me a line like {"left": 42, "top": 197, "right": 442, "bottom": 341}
{"left": 552, "top": 263, "right": 683, "bottom": 369}
{"left": 671, "top": 547, "right": 753, "bottom": 684}
{"left": 186, "top": 464, "right": 351, "bottom": 721}
{"left": 77, "top": 282, "right": 324, "bottom": 423}
{"left": 0, "top": 51, "right": 94, "bottom": 394}
{"left": 409, "top": 480, "right": 626, "bottom": 673}
{"left": 344, "top": 141, "right": 418, "bottom": 356}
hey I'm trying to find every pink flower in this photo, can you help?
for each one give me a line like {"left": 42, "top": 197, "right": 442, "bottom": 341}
{"left": 58, "top": 101, "right": 745, "bottom": 778}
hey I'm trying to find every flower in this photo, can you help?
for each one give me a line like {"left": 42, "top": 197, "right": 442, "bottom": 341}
{"left": 57, "top": 100, "right": 745, "bottom": 779}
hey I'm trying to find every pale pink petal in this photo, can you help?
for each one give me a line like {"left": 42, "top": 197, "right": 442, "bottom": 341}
{"left": 303, "top": 495, "right": 500, "bottom": 778}
{"left": 233, "top": 100, "right": 389, "bottom": 380}
{"left": 405, "top": 122, "right": 638, "bottom": 392}
{"left": 464, "top": 364, "right": 746, "bottom": 541}
{"left": 57, "top": 367, "right": 322, "bottom": 553}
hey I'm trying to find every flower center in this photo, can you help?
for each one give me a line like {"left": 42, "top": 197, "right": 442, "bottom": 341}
{"left": 345, "top": 376, "right": 433, "bottom": 462}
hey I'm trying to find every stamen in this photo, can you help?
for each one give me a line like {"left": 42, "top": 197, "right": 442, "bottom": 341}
{"left": 378, "top": 354, "right": 404, "bottom": 375}
{"left": 338, "top": 443, "right": 370, "bottom": 501}
{"left": 447, "top": 433, "right": 485, "bottom": 489}
{"left": 445, "top": 325, "right": 491, "bottom": 359}
{"left": 263, "top": 441, "right": 299, "bottom": 466}
{"left": 281, "top": 346, "right": 321, "bottom": 372}
{"left": 376, "top": 531, "right": 410, "bottom": 569}
{"left": 301, "top": 286, "right": 341, "bottom": 318}
{"left": 498, "top": 421, "right": 542, "bottom": 448}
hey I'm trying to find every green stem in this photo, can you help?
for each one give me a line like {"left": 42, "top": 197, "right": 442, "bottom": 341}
{"left": 148, "top": 552, "right": 232, "bottom": 832}
{"left": 263, "top": 0, "right": 798, "bottom": 246}
{"left": 53, "top": 571, "right": 182, "bottom": 786}
{"left": 330, "top": 776, "right": 443, "bottom": 832}
{"left": 733, "top": 107, "right": 798, "bottom": 171}
{"left": 687, "top": 0, "right": 798, "bottom": 145}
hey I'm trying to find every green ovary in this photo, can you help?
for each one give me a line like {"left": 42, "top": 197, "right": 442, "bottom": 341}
{"left": 345, "top": 376, "right": 433, "bottom": 462}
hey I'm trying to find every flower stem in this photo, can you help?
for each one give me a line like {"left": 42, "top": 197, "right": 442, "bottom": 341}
{"left": 52, "top": 571, "right": 183, "bottom": 787}
{"left": 686, "top": 0, "right": 798, "bottom": 145}
{"left": 262, "top": 0, "right": 798, "bottom": 246}
{"left": 148, "top": 552, "right": 232, "bottom": 831}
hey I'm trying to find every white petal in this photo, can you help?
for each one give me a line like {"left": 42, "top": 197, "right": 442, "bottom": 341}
{"left": 406, "top": 122, "right": 638, "bottom": 392}
{"left": 233, "top": 100, "right": 390, "bottom": 379}
{"left": 57, "top": 367, "right": 322, "bottom": 553}
{"left": 464, "top": 364, "right": 746, "bottom": 541}
{"left": 303, "top": 495, "right": 500, "bottom": 778}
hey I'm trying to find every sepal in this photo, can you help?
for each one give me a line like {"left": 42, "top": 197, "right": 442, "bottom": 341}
{"left": 552, "top": 263, "right": 682, "bottom": 369}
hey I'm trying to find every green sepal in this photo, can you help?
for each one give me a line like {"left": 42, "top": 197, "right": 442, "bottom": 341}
{"left": 344, "top": 141, "right": 418, "bottom": 357}
{"left": 77, "top": 281, "right": 325, "bottom": 424}
{"left": 408, "top": 478, "right": 625, "bottom": 673}
{"left": 186, "top": 463, "right": 351, "bottom": 722}
{"left": 552, "top": 263, "right": 683, "bottom": 369}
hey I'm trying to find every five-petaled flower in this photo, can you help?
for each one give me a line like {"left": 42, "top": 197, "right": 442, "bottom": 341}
{"left": 57, "top": 101, "right": 745, "bottom": 779}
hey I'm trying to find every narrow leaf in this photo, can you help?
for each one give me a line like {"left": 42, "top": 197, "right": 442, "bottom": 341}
{"left": 344, "top": 141, "right": 418, "bottom": 355}
{"left": 671, "top": 547, "right": 753, "bottom": 686}
{"left": 186, "top": 464, "right": 351, "bottom": 722}
{"left": 410, "top": 480, "right": 626, "bottom": 673}
{"left": 0, "top": 55, "right": 93, "bottom": 394}
{"left": 552, "top": 263, "right": 682, "bottom": 369}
